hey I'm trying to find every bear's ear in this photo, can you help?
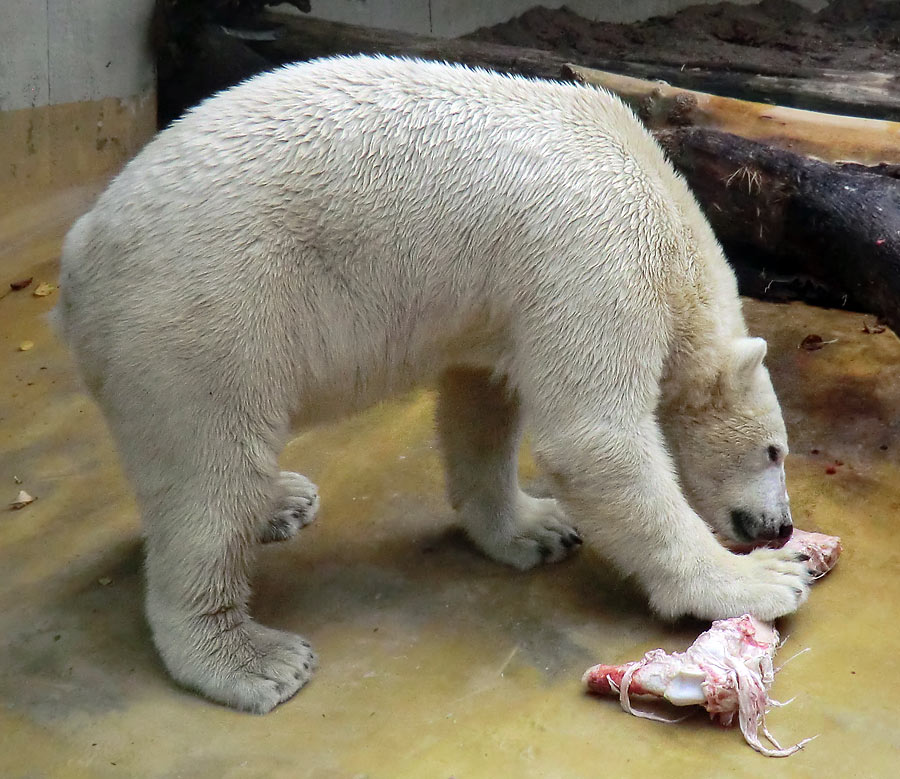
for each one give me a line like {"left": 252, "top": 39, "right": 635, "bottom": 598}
{"left": 723, "top": 337, "right": 768, "bottom": 392}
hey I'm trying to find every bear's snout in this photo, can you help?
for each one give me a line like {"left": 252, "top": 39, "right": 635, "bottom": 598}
{"left": 731, "top": 508, "right": 793, "bottom": 544}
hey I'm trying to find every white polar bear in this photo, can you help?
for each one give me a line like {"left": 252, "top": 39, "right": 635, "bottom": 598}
{"left": 56, "top": 55, "right": 810, "bottom": 714}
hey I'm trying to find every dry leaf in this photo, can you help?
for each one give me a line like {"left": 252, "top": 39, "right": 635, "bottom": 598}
{"left": 10, "top": 490, "right": 35, "bottom": 510}
{"left": 799, "top": 334, "right": 837, "bottom": 351}
{"left": 862, "top": 320, "right": 886, "bottom": 334}
{"left": 10, "top": 277, "right": 33, "bottom": 291}
{"left": 17, "top": 340, "right": 34, "bottom": 352}
{"left": 32, "top": 282, "right": 56, "bottom": 297}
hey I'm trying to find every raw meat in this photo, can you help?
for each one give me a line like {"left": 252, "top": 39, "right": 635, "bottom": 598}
{"left": 584, "top": 616, "right": 813, "bottom": 757}
{"left": 783, "top": 528, "right": 842, "bottom": 578}
{"left": 723, "top": 528, "right": 842, "bottom": 578}
{"left": 583, "top": 528, "right": 841, "bottom": 756}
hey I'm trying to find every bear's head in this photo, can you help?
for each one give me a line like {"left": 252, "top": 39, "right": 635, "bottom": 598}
{"left": 663, "top": 337, "right": 793, "bottom": 545}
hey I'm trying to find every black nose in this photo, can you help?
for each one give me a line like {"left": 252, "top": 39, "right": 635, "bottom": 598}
{"left": 731, "top": 509, "right": 793, "bottom": 543}
{"left": 755, "top": 525, "right": 780, "bottom": 541}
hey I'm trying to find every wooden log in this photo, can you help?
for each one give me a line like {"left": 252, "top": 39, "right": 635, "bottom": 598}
{"left": 256, "top": 13, "right": 900, "bottom": 123}
{"left": 563, "top": 63, "right": 900, "bottom": 166}
{"left": 656, "top": 128, "right": 900, "bottom": 332}
{"left": 564, "top": 64, "right": 900, "bottom": 123}
{"left": 709, "top": 68, "right": 900, "bottom": 123}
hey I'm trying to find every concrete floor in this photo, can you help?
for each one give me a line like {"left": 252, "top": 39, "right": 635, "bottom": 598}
{"left": 1, "top": 189, "right": 898, "bottom": 778}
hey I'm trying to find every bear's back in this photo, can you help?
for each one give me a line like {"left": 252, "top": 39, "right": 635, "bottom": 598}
{"left": 102, "top": 56, "right": 677, "bottom": 222}
{"left": 64, "top": 57, "right": 731, "bottom": 344}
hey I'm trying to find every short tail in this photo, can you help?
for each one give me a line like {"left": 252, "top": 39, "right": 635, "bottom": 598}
{"left": 51, "top": 210, "right": 109, "bottom": 396}
{"left": 52, "top": 210, "right": 94, "bottom": 344}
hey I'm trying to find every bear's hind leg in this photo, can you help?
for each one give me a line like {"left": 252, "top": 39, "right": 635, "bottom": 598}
{"left": 436, "top": 367, "right": 582, "bottom": 570}
{"left": 108, "top": 395, "right": 317, "bottom": 713}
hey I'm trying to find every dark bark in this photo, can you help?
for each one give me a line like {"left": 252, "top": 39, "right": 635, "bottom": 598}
{"left": 657, "top": 128, "right": 900, "bottom": 329}
{"left": 157, "top": 24, "right": 276, "bottom": 126}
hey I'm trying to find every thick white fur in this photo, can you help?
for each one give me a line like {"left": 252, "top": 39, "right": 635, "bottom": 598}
{"left": 56, "top": 56, "right": 810, "bottom": 713}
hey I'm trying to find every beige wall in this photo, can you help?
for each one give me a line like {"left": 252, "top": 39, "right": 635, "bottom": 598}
{"left": 0, "top": 0, "right": 157, "bottom": 211}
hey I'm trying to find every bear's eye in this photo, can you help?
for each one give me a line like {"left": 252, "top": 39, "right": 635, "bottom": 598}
{"left": 767, "top": 445, "right": 782, "bottom": 463}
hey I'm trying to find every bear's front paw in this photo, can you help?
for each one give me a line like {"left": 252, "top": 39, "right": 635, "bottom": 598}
{"left": 727, "top": 547, "right": 813, "bottom": 621}
{"left": 467, "top": 493, "right": 583, "bottom": 571}
{"left": 157, "top": 615, "right": 317, "bottom": 714}
{"left": 259, "top": 471, "right": 320, "bottom": 543}
{"left": 650, "top": 546, "right": 813, "bottom": 622}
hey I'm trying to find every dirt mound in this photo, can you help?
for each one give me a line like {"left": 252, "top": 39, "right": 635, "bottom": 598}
{"left": 467, "top": 1, "right": 900, "bottom": 75}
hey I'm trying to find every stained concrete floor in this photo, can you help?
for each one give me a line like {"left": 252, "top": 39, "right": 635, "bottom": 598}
{"left": 1, "top": 189, "right": 899, "bottom": 778}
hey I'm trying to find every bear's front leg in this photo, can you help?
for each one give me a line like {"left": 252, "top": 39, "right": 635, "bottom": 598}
{"left": 535, "top": 418, "right": 813, "bottom": 622}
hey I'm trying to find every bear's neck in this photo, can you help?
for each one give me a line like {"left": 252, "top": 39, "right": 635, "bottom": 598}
{"left": 649, "top": 166, "right": 750, "bottom": 413}
{"left": 659, "top": 243, "right": 747, "bottom": 413}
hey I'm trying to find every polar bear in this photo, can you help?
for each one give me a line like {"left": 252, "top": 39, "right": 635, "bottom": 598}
{"left": 56, "top": 55, "right": 810, "bottom": 713}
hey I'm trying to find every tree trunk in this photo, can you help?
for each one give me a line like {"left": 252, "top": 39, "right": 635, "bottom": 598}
{"left": 256, "top": 13, "right": 570, "bottom": 80}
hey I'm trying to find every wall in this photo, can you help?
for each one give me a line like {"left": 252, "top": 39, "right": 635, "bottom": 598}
{"left": 0, "top": 0, "right": 157, "bottom": 212}
{"left": 285, "top": 0, "right": 830, "bottom": 37}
